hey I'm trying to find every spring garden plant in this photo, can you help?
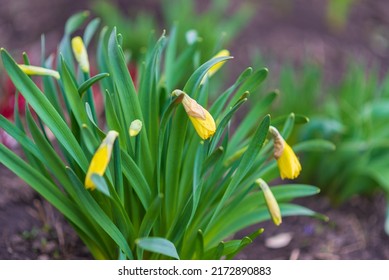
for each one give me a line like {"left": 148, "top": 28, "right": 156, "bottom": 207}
{"left": 0, "top": 12, "right": 323, "bottom": 259}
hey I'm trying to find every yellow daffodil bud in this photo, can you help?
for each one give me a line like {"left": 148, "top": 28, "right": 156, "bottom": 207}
{"left": 173, "top": 90, "right": 216, "bottom": 140}
{"left": 85, "top": 130, "right": 119, "bottom": 190}
{"left": 201, "top": 49, "right": 230, "bottom": 85}
{"left": 269, "top": 126, "right": 302, "bottom": 180}
{"left": 256, "top": 178, "right": 282, "bottom": 226}
{"left": 18, "top": 64, "right": 60, "bottom": 80}
{"left": 71, "top": 36, "right": 90, "bottom": 73}
{"left": 129, "top": 119, "right": 142, "bottom": 137}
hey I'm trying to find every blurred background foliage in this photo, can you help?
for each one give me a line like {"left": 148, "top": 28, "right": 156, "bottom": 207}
{"left": 92, "top": 0, "right": 254, "bottom": 63}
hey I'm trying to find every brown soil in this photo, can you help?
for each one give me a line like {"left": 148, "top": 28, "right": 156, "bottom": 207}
{"left": 1, "top": 0, "right": 389, "bottom": 260}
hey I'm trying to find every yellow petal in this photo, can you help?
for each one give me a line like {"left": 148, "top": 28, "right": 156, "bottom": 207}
{"left": 207, "top": 49, "right": 230, "bottom": 77}
{"left": 201, "top": 49, "right": 230, "bottom": 84}
{"left": 71, "top": 36, "right": 90, "bottom": 73}
{"left": 256, "top": 178, "right": 282, "bottom": 226}
{"left": 277, "top": 142, "right": 302, "bottom": 180}
{"left": 188, "top": 109, "right": 216, "bottom": 140}
{"left": 18, "top": 64, "right": 60, "bottom": 79}
{"left": 85, "top": 131, "right": 118, "bottom": 189}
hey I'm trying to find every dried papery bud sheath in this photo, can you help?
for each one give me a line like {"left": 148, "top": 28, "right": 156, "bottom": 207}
{"left": 269, "top": 126, "right": 302, "bottom": 180}
{"left": 256, "top": 178, "right": 282, "bottom": 226}
{"left": 18, "top": 64, "right": 60, "bottom": 80}
{"left": 85, "top": 130, "right": 119, "bottom": 190}
{"left": 129, "top": 119, "right": 142, "bottom": 137}
{"left": 201, "top": 49, "right": 230, "bottom": 85}
{"left": 71, "top": 36, "right": 90, "bottom": 73}
{"left": 172, "top": 90, "right": 216, "bottom": 140}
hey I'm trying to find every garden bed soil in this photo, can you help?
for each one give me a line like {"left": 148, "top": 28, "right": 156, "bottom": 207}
{"left": 2, "top": 0, "right": 389, "bottom": 259}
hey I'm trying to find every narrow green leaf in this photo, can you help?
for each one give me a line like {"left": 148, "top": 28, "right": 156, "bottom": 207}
{"left": 226, "top": 236, "right": 252, "bottom": 260}
{"left": 60, "top": 56, "right": 89, "bottom": 125}
{"left": 91, "top": 174, "right": 110, "bottom": 196}
{"left": 136, "top": 237, "right": 180, "bottom": 260}
{"left": 104, "top": 90, "right": 127, "bottom": 149}
{"left": 83, "top": 18, "right": 101, "bottom": 47}
{"left": 201, "top": 146, "right": 224, "bottom": 175}
{"left": 195, "top": 229, "right": 204, "bottom": 259}
{"left": 78, "top": 73, "right": 109, "bottom": 97}
{"left": 272, "top": 114, "right": 310, "bottom": 126}
{"left": 121, "top": 151, "right": 151, "bottom": 209}
{"left": 42, "top": 56, "right": 64, "bottom": 118}
{"left": 65, "top": 11, "right": 90, "bottom": 35}
{"left": 280, "top": 113, "right": 295, "bottom": 140}
{"left": 137, "top": 194, "right": 164, "bottom": 259}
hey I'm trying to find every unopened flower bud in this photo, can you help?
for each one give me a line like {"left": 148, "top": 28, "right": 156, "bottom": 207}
{"left": 71, "top": 36, "right": 90, "bottom": 73}
{"left": 269, "top": 126, "right": 301, "bottom": 180}
{"left": 256, "top": 178, "right": 282, "bottom": 226}
{"left": 129, "top": 119, "right": 142, "bottom": 137}
{"left": 85, "top": 130, "right": 119, "bottom": 190}
{"left": 173, "top": 90, "right": 216, "bottom": 140}
{"left": 18, "top": 64, "right": 60, "bottom": 79}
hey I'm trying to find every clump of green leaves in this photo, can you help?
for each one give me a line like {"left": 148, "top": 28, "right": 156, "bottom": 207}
{"left": 0, "top": 12, "right": 322, "bottom": 259}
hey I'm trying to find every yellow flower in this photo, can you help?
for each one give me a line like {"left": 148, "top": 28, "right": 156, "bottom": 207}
{"left": 201, "top": 49, "right": 230, "bottom": 84}
{"left": 269, "top": 126, "right": 301, "bottom": 180}
{"left": 18, "top": 64, "right": 60, "bottom": 79}
{"left": 256, "top": 178, "right": 282, "bottom": 226}
{"left": 71, "top": 36, "right": 90, "bottom": 73}
{"left": 173, "top": 90, "right": 216, "bottom": 140}
{"left": 129, "top": 119, "right": 142, "bottom": 137}
{"left": 85, "top": 131, "right": 119, "bottom": 190}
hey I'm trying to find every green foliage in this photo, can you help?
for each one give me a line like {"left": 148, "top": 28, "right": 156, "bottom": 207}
{"left": 0, "top": 13, "right": 320, "bottom": 259}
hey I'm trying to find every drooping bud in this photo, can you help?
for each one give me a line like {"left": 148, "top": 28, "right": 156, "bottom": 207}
{"left": 173, "top": 90, "right": 216, "bottom": 140}
{"left": 269, "top": 126, "right": 301, "bottom": 180}
{"left": 256, "top": 178, "right": 282, "bottom": 226}
{"left": 85, "top": 130, "right": 119, "bottom": 190}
